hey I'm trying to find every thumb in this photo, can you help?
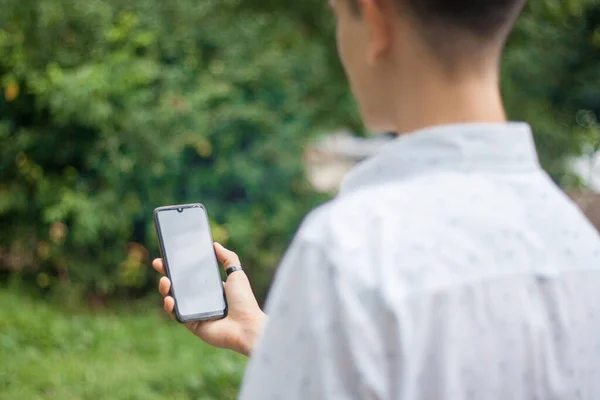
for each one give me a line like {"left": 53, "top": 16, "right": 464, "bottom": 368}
{"left": 214, "top": 242, "right": 241, "bottom": 270}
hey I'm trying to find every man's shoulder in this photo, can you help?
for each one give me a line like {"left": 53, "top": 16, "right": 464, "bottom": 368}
{"left": 294, "top": 168, "right": 561, "bottom": 269}
{"left": 296, "top": 176, "right": 450, "bottom": 246}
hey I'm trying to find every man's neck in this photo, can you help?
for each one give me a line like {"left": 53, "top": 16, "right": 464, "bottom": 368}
{"left": 391, "top": 66, "right": 506, "bottom": 135}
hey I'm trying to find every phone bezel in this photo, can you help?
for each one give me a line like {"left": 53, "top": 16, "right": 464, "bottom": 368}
{"left": 153, "top": 203, "right": 228, "bottom": 323}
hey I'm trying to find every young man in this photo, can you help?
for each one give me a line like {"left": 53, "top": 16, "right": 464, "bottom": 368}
{"left": 153, "top": 0, "right": 600, "bottom": 398}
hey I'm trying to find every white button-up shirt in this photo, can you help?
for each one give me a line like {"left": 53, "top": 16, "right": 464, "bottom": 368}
{"left": 239, "top": 123, "right": 600, "bottom": 400}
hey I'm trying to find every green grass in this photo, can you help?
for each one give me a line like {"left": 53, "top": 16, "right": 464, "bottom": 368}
{"left": 0, "top": 289, "right": 246, "bottom": 400}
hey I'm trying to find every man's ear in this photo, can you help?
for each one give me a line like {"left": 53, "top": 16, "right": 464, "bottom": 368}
{"left": 359, "top": 0, "right": 393, "bottom": 64}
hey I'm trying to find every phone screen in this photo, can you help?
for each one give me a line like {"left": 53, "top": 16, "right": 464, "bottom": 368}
{"left": 156, "top": 205, "right": 225, "bottom": 320}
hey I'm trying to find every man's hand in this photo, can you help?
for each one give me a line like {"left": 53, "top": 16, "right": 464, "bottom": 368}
{"left": 152, "top": 242, "right": 266, "bottom": 357}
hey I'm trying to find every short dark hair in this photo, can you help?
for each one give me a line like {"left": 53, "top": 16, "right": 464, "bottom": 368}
{"left": 407, "top": 0, "right": 525, "bottom": 40}
{"left": 350, "top": 0, "right": 526, "bottom": 61}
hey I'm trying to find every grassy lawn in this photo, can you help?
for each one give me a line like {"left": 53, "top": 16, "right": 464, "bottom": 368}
{"left": 0, "top": 289, "right": 246, "bottom": 400}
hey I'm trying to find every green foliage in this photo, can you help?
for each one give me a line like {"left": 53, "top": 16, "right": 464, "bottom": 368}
{"left": 1, "top": 0, "right": 599, "bottom": 301}
{"left": 0, "top": 0, "right": 331, "bottom": 300}
{"left": 0, "top": 288, "right": 245, "bottom": 399}
{"left": 504, "top": 0, "right": 600, "bottom": 181}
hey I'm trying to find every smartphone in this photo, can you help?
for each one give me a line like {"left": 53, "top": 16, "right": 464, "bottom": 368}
{"left": 153, "top": 203, "right": 227, "bottom": 323}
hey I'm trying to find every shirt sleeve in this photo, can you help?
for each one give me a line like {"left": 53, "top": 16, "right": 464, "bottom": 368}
{"left": 237, "top": 234, "right": 328, "bottom": 400}
{"left": 238, "top": 222, "right": 389, "bottom": 400}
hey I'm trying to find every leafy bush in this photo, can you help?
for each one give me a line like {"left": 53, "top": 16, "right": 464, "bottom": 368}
{"left": 503, "top": 0, "right": 600, "bottom": 180}
{"left": 0, "top": 0, "right": 331, "bottom": 301}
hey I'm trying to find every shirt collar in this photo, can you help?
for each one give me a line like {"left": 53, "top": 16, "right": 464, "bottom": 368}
{"left": 340, "top": 122, "right": 540, "bottom": 195}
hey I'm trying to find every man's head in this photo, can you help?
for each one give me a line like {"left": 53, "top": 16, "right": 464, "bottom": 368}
{"left": 330, "top": 0, "right": 526, "bottom": 132}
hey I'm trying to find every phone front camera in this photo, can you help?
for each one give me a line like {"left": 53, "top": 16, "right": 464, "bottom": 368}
{"left": 177, "top": 207, "right": 183, "bottom": 213}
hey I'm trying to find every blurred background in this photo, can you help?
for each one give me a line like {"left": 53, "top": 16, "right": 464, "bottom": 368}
{"left": 0, "top": 0, "right": 599, "bottom": 398}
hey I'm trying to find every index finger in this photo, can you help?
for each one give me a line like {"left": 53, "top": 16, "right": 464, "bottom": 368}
{"left": 152, "top": 258, "right": 166, "bottom": 275}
